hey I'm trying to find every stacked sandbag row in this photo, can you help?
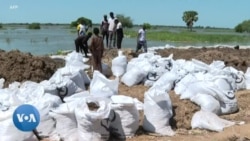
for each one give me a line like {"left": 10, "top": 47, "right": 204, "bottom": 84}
{"left": 0, "top": 51, "right": 142, "bottom": 141}
{"left": 115, "top": 51, "right": 246, "bottom": 133}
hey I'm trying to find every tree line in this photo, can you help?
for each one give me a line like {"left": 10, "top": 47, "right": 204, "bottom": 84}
{"left": 0, "top": 11, "right": 249, "bottom": 33}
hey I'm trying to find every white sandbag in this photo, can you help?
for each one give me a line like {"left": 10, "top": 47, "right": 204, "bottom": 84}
{"left": 180, "top": 81, "right": 213, "bottom": 100}
{"left": 90, "top": 71, "right": 119, "bottom": 98}
{"left": 66, "top": 70, "right": 86, "bottom": 91}
{"left": 174, "top": 73, "right": 197, "bottom": 95}
{"left": 64, "top": 91, "right": 90, "bottom": 103}
{"left": 156, "top": 54, "right": 174, "bottom": 71}
{"left": 59, "top": 77, "right": 82, "bottom": 96}
{"left": 0, "top": 107, "right": 37, "bottom": 141}
{"left": 102, "top": 62, "right": 112, "bottom": 77}
{"left": 182, "top": 78, "right": 238, "bottom": 115}
{"left": 180, "top": 59, "right": 209, "bottom": 73}
{"left": 223, "top": 66, "right": 246, "bottom": 90}
{"left": 111, "top": 50, "right": 128, "bottom": 77}
{"left": 191, "top": 59, "right": 210, "bottom": 72}
{"left": 50, "top": 68, "right": 87, "bottom": 94}
{"left": 121, "top": 66, "right": 147, "bottom": 87}
{"left": 0, "top": 88, "right": 23, "bottom": 111}
{"left": 62, "top": 67, "right": 91, "bottom": 87}
{"left": 40, "top": 80, "right": 58, "bottom": 95}
{"left": 0, "top": 78, "right": 5, "bottom": 89}
{"left": 18, "top": 81, "right": 45, "bottom": 103}
{"left": 126, "top": 58, "right": 138, "bottom": 72}
{"left": 110, "top": 95, "right": 139, "bottom": 138}
{"left": 8, "top": 81, "right": 21, "bottom": 89}
{"left": 143, "top": 56, "right": 174, "bottom": 87}
{"left": 152, "top": 71, "right": 178, "bottom": 92}
{"left": 126, "top": 57, "right": 152, "bottom": 73}
{"left": 49, "top": 71, "right": 83, "bottom": 97}
{"left": 81, "top": 70, "right": 91, "bottom": 85}
{"left": 234, "top": 71, "right": 246, "bottom": 90}
{"left": 57, "top": 66, "right": 91, "bottom": 85}
{"left": 191, "top": 93, "right": 221, "bottom": 115}
{"left": 213, "top": 78, "right": 238, "bottom": 114}
{"left": 209, "top": 60, "right": 225, "bottom": 69}
{"left": 32, "top": 94, "right": 62, "bottom": 137}
{"left": 49, "top": 101, "right": 79, "bottom": 141}
{"left": 143, "top": 87, "right": 175, "bottom": 136}
{"left": 133, "top": 98, "right": 144, "bottom": 111}
{"left": 245, "top": 67, "right": 250, "bottom": 89}
{"left": 191, "top": 110, "right": 236, "bottom": 132}
{"left": 75, "top": 97, "right": 111, "bottom": 141}
{"left": 0, "top": 91, "right": 10, "bottom": 111}
{"left": 65, "top": 51, "right": 90, "bottom": 70}
{"left": 50, "top": 54, "right": 66, "bottom": 60}
{"left": 144, "top": 71, "right": 162, "bottom": 87}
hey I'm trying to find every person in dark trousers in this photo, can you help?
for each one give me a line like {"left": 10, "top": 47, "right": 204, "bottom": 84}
{"left": 136, "top": 25, "right": 147, "bottom": 53}
{"left": 74, "top": 32, "right": 92, "bottom": 57}
{"left": 89, "top": 28, "right": 104, "bottom": 73}
{"left": 115, "top": 19, "right": 124, "bottom": 49}
{"left": 100, "top": 15, "right": 109, "bottom": 48}
{"left": 108, "top": 12, "right": 116, "bottom": 48}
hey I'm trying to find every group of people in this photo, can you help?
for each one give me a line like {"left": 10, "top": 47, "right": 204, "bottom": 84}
{"left": 74, "top": 11, "right": 148, "bottom": 73}
{"left": 75, "top": 23, "right": 104, "bottom": 73}
{"left": 100, "top": 12, "right": 124, "bottom": 49}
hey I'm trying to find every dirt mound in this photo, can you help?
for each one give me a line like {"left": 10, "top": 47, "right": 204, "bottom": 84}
{"left": 156, "top": 47, "right": 250, "bottom": 72}
{"left": 0, "top": 50, "right": 64, "bottom": 87}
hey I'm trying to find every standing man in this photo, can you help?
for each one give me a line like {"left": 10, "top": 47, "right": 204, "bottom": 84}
{"left": 136, "top": 25, "right": 147, "bottom": 53}
{"left": 115, "top": 19, "right": 124, "bottom": 49}
{"left": 74, "top": 32, "right": 92, "bottom": 57}
{"left": 100, "top": 15, "right": 109, "bottom": 48}
{"left": 108, "top": 12, "right": 116, "bottom": 49}
{"left": 89, "top": 28, "right": 104, "bottom": 73}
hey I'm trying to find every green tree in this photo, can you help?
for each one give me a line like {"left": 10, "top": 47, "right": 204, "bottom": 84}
{"left": 116, "top": 14, "right": 133, "bottom": 28}
{"left": 235, "top": 20, "right": 250, "bottom": 33}
{"left": 0, "top": 23, "right": 2, "bottom": 29}
{"left": 235, "top": 24, "right": 243, "bottom": 33}
{"left": 182, "top": 11, "right": 198, "bottom": 31}
{"left": 71, "top": 17, "right": 92, "bottom": 28}
{"left": 142, "top": 23, "right": 151, "bottom": 29}
{"left": 27, "top": 23, "right": 40, "bottom": 29}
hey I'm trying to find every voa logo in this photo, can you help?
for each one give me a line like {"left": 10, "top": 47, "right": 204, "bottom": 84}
{"left": 16, "top": 113, "right": 37, "bottom": 122}
{"left": 13, "top": 104, "right": 40, "bottom": 131}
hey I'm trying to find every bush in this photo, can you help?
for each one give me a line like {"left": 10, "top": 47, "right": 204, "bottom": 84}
{"left": 0, "top": 23, "right": 2, "bottom": 29}
{"left": 143, "top": 23, "right": 151, "bottom": 30}
{"left": 28, "top": 23, "right": 40, "bottom": 29}
{"left": 235, "top": 24, "right": 243, "bottom": 33}
{"left": 116, "top": 14, "right": 133, "bottom": 28}
{"left": 71, "top": 17, "right": 92, "bottom": 28}
{"left": 235, "top": 20, "right": 250, "bottom": 33}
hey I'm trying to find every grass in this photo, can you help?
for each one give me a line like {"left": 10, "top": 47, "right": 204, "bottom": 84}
{"left": 124, "top": 29, "right": 250, "bottom": 44}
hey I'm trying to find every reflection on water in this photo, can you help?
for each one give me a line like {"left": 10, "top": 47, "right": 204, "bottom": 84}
{"left": 0, "top": 25, "right": 249, "bottom": 56}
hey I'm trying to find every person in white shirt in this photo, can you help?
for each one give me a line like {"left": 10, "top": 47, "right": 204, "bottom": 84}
{"left": 115, "top": 19, "right": 124, "bottom": 49}
{"left": 77, "top": 21, "right": 88, "bottom": 37}
{"left": 108, "top": 12, "right": 116, "bottom": 48}
{"left": 136, "top": 25, "right": 147, "bottom": 53}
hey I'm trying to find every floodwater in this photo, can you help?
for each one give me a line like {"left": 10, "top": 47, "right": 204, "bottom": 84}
{"left": 0, "top": 25, "right": 249, "bottom": 56}
{"left": 0, "top": 25, "right": 167, "bottom": 56}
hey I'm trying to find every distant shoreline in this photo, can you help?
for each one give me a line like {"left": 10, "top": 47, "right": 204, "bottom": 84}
{"left": 1, "top": 23, "right": 233, "bottom": 30}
